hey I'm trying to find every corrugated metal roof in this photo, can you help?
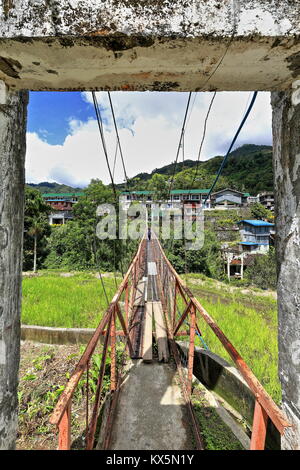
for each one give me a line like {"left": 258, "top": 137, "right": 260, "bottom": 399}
{"left": 238, "top": 242, "right": 268, "bottom": 245}
{"left": 238, "top": 242, "right": 259, "bottom": 245}
{"left": 238, "top": 219, "right": 274, "bottom": 226}
{"left": 121, "top": 189, "right": 209, "bottom": 195}
{"left": 42, "top": 192, "right": 84, "bottom": 197}
{"left": 212, "top": 188, "right": 251, "bottom": 197}
{"left": 171, "top": 189, "right": 209, "bottom": 194}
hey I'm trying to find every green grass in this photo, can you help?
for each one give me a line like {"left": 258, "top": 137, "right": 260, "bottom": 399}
{"left": 22, "top": 272, "right": 121, "bottom": 328}
{"left": 181, "top": 274, "right": 280, "bottom": 403}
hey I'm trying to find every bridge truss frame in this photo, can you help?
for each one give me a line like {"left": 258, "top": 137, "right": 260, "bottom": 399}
{"left": 49, "top": 235, "right": 290, "bottom": 451}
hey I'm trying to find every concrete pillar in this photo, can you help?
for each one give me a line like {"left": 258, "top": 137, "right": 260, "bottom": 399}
{"left": 271, "top": 84, "right": 300, "bottom": 450}
{"left": 0, "top": 83, "right": 28, "bottom": 449}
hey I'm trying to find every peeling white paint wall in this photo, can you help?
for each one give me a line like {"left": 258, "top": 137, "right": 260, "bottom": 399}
{"left": 0, "top": 1, "right": 299, "bottom": 37}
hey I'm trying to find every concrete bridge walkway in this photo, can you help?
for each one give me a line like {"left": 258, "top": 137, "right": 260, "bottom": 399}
{"left": 107, "top": 359, "right": 194, "bottom": 450}
{"left": 102, "top": 240, "right": 194, "bottom": 450}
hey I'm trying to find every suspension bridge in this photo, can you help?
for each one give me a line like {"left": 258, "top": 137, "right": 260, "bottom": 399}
{"left": 49, "top": 233, "right": 291, "bottom": 451}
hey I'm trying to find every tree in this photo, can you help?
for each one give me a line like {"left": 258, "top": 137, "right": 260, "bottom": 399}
{"left": 45, "top": 179, "right": 139, "bottom": 273}
{"left": 148, "top": 173, "right": 169, "bottom": 201}
{"left": 250, "top": 202, "right": 273, "bottom": 221}
{"left": 245, "top": 247, "right": 276, "bottom": 289}
{"left": 24, "top": 187, "right": 51, "bottom": 272}
{"left": 164, "top": 228, "right": 224, "bottom": 279}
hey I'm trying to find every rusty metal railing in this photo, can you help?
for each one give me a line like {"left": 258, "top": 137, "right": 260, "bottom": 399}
{"left": 50, "top": 232, "right": 291, "bottom": 451}
{"left": 151, "top": 234, "right": 291, "bottom": 450}
{"left": 49, "top": 237, "right": 147, "bottom": 450}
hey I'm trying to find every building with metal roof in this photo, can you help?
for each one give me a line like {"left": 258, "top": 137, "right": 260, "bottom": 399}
{"left": 237, "top": 220, "right": 274, "bottom": 227}
{"left": 238, "top": 219, "right": 274, "bottom": 254}
{"left": 42, "top": 192, "right": 84, "bottom": 225}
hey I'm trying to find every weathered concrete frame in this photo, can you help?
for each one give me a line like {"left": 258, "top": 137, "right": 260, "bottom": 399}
{"left": 0, "top": 0, "right": 300, "bottom": 450}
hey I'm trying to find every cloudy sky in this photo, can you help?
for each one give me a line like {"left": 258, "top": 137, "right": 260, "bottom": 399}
{"left": 26, "top": 91, "right": 272, "bottom": 188}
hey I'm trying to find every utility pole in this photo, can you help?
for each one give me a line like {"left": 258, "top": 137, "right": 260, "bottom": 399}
{"left": 241, "top": 252, "right": 244, "bottom": 280}
{"left": 227, "top": 252, "right": 231, "bottom": 282}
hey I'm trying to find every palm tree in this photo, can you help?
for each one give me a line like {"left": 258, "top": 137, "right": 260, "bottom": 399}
{"left": 28, "top": 215, "right": 46, "bottom": 273}
{"left": 24, "top": 187, "right": 51, "bottom": 272}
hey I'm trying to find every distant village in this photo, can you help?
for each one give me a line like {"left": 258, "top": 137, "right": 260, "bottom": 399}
{"left": 42, "top": 187, "right": 275, "bottom": 281}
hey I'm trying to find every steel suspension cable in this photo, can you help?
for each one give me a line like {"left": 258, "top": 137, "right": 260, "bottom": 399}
{"left": 167, "top": 92, "right": 192, "bottom": 200}
{"left": 112, "top": 140, "right": 119, "bottom": 181}
{"left": 203, "top": 91, "right": 258, "bottom": 206}
{"left": 106, "top": 91, "right": 130, "bottom": 277}
{"left": 92, "top": 92, "right": 124, "bottom": 285}
{"left": 189, "top": 92, "right": 217, "bottom": 192}
{"left": 92, "top": 91, "right": 117, "bottom": 199}
{"left": 164, "top": 92, "right": 192, "bottom": 260}
{"left": 107, "top": 91, "right": 129, "bottom": 188}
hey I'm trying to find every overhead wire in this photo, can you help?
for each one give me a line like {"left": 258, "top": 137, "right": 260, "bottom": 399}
{"left": 199, "top": 28, "right": 235, "bottom": 92}
{"left": 186, "top": 92, "right": 198, "bottom": 125}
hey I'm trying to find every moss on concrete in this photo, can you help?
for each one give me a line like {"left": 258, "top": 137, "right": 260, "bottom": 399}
{"left": 192, "top": 385, "right": 244, "bottom": 450}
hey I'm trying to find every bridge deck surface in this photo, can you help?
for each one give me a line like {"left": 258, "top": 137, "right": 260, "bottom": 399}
{"left": 107, "top": 359, "right": 194, "bottom": 450}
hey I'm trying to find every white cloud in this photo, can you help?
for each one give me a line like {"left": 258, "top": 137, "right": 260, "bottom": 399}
{"left": 25, "top": 91, "right": 272, "bottom": 187}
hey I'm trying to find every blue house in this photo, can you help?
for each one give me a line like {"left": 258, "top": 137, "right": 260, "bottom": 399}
{"left": 237, "top": 220, "right": 274, "bottom": 253}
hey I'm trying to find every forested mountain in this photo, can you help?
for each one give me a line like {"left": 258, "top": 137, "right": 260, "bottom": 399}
{"left": 124, "top": 144, "right": 273, "bottom": 194}
{"left": 27, "top": 144, "right": 273, "bottom": 196}
{"left": 198, "top": 144, "right": 273, "bottom": 193}
{"left": 27, "top": 181, "right": 83, "bottom": 194}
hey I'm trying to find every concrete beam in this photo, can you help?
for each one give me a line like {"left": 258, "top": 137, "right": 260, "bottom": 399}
{"left": 0, "top": 84, "right": 28, "bottom": 449}
{"left": 0, "top": 1, "right": 299, "bottom": 91}
{"left": 272, "top": 84, "right": 300, "bottom": 450}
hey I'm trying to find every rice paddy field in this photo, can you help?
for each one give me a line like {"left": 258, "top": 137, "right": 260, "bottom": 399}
{"left": 22, "top": 271, "right": 121, "bottom": 329}
{"left": 22, "top": 270, "right": 280, "bottom": 403}
{"left": 183, "top": 274, "right": 280, "bottom": 403}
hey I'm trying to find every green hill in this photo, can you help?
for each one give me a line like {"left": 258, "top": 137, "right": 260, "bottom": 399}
{"left": 27, "top": 144, "right": 273, "bottom": 196}
{"left": 199, "top": 144, "right": 273, "bottom": 193}
{"left": 27, "top": 182, "right": 83, "bottom": 194}
{"left": 125, "top": 144, "right": 273, "bottom": 194}
{"left": 133, "top": 159, "right": 199, "bottom": 181}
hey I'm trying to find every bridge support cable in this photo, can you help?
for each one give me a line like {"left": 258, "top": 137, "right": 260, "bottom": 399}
{"left": 92, "top": 91, "right": 117, "bottom": 198}
{"left": 167, "top": 92, "right": 192, "bottom": 200}
{"left": 92, "top": 91, "right": 128, "bottom": 279}
{"left": 203, "top": 91, "right": 258, "bottom": 206}
{"left": 107, "top": 91, "right": 129, "bottom": 188}
{"left": 189, "top": 91, "right": 217, "bottom": 191}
